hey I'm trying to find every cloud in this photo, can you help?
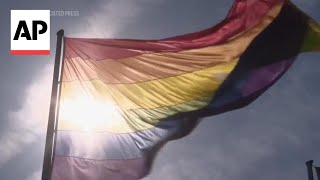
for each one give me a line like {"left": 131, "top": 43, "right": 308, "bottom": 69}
{"left": 71, "top": 0, "right": 165, "bottom": 38}
{"left": 25, "top": 170, "right": 41, "bottom": 180}
{"left": 0, "top": 64, "right": 53, "bottom": 167}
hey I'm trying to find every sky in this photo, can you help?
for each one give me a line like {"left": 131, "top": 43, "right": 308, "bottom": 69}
{"left": 0, "top": 0, "right": 319, "bottom": 180}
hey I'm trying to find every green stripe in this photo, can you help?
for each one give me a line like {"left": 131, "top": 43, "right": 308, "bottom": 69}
{"left": 301, "top": 20, "right": 320, "bottom": 52}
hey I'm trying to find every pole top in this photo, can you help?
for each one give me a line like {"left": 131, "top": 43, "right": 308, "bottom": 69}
{"left": 57, "top": 29, "right": 64, "bottom": 36}
{"left": 306, "top": 160, "right": 314, "bottom": 166}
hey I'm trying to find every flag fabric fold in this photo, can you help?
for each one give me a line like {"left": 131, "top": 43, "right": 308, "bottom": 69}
{"left": 52, "top": 0, "right": 320, "bottom": 179}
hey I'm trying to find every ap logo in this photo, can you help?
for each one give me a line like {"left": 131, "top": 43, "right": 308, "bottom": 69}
{"left": 11, "top": 10, "right": 50, "bottom": 55}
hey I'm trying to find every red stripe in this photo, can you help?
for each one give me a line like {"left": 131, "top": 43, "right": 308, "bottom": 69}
{"left": 11, "top": 50, "right": 50, "bottom": 55}
{"left": 65, "top": 0, "right": 281, "bottom": 60}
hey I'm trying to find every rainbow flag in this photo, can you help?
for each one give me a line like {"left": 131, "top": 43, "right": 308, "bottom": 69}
{"left": 52, "top": 0, "right": 320, "bottom": 179}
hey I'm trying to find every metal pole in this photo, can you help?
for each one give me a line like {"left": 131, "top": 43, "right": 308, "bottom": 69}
{"left": 41, "top": 29, "right": 64, "bottom": 180}
{"left": 306, "top": 160, "right": 314, "bottom": 180}
{"left": 51, "top": 32, "right": 66, "bottom": 172}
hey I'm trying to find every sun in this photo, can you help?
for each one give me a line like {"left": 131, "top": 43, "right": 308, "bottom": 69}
{"left": 58, "top": 95, "right": 122, "bottom": 132}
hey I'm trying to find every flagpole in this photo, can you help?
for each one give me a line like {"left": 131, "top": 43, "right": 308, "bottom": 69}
{"left": 41, "top": 29, "right": 64, "bottom": 180}
{"left": 306, "top": 160, "right": 315, "bottom": 180}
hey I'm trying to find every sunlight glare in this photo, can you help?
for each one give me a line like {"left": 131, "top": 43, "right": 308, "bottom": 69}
{"left": 59, "top": 96, "right": 122, "bottom": 132}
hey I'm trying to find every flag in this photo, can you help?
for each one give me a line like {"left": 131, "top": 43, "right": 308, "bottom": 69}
{"left": 51, "top": 0, "right": 320, "bottom": 179}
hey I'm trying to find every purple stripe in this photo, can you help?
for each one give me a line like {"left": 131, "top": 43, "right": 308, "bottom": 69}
{"left": 214, "top": 58, "right": 295, "bottom": 115}
{"left": 242, "top": 58, "right": 294, "bottom": 96}
{"left": 52, "top": 156, "right": 148, "bottom": 180}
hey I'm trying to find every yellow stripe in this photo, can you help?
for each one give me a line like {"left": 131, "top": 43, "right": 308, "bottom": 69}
{"left": 301, "top": 19, "right": 320, "bottom": 52}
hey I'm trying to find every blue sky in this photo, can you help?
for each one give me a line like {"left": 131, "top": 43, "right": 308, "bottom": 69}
{"left": 0, "top": 0, "right": 319, "bottom": 180}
